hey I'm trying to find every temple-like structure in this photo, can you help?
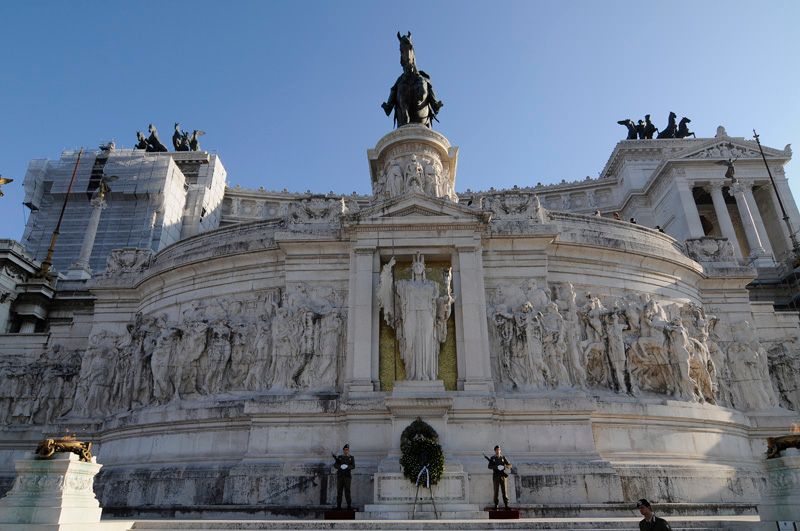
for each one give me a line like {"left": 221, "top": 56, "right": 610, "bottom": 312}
{"left": 0, "top": 120, "right": 799, "bottom": 519}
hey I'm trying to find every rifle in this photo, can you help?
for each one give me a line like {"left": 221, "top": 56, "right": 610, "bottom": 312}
{"left": 484, "top": 454, "right": 509, "bottom": 478}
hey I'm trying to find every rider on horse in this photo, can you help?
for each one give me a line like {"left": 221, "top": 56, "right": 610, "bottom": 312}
{"left": 382, "top": 32, "right": 443, "bottom": 128}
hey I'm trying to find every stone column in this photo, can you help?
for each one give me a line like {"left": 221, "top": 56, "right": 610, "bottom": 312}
{"left": 67, "top": 195, "right": 107, "bottom": 279}
{"left": 345, "top": 246, "right": 376, "bottom": 394}
{"left": 707, "top": 182, "right": 741, "bottom": 258}
{"left": 0, "top": 291, "right": 17, "bottom": 334}
{"left": 676, "top": 181, "right": 705, "bottom": 238}
{"left": 767, "top": 184, "right": 794, "bottom": 260}
{"left": 455, "top": 245, "right": 494, "bottom": 392}
{"left": 740, "top": 180, "right": 775, "bottom": 258}
{"left": 18, "top": 319, "right": 37, "bottom": 334}
{"left": 773, "top": 171, "right": 800, "bottom": 227}
{"left": 729, "top": 180, "right": 769, "bottom": 263}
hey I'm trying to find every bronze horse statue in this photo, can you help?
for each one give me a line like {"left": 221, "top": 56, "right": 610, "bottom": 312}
{"left": 676, "top": 117, "right": 695, "bottom": 138}
{"left": 617, "top": 119, "right": 637, "bottom": 140}
{"left": 381, "top": 32, "right": 443, "bottom": 128}
{"left": 657, "top": 112, "right": 678, "bottom": 138}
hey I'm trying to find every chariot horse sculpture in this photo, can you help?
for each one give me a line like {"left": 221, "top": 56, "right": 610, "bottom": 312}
{"left": 381, "top": 32, "right": 443, "bottom": 128}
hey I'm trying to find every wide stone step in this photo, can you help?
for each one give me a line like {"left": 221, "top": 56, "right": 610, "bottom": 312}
{"left": 124, "top": 515, "right": 757, "bottom": 530}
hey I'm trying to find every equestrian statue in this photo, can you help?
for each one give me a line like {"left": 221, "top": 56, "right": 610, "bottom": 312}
{"left": 381, "top": 31, "right": 443, "bottom": 128}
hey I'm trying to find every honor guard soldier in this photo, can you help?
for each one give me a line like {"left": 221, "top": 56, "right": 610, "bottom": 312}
{"left": 637, "top": 498, "right": 672, "bottom": 531}
{"left": 486, "top": 445, "right": 511, "bottom": 509}
{"left": 332, "top": 444, "right": 355, "bottom": 509}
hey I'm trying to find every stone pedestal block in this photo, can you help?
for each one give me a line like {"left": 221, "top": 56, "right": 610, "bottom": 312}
{"left": 758, "top": 452, "right": 800, "bottom": 529}
{"left": 359, "top": 471, "right": 490, "bottom": 519}
{"left": 0, "top": 452, "right": 103, "bottom": 531}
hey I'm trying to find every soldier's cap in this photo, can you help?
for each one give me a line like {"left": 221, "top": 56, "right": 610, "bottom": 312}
{"left": 343, "top": 444, "right": 349, "bottom": 450}
{"left": 494, "top": 445, "right": 500, "bottom": 450}
{"left": 636, "top": 499, "right": 651, "bottom": 508}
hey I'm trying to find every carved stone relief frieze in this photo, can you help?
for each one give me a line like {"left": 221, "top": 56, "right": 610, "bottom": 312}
{"left": 373, "top": 142, "right": 456, "bottom": 202}
{"left": 0, "top": 344, "right": 82, "bottom": 425}
{"left": 688, "top": 142, "right": 761, "bottom": 160}
{"left": 286, "top": 197, "right": 349, "bottom": 225}
{"left": 485, "top": 282, "right": 787, "bottom": 410}
{"left": 0, "top": 285, "right": 349, "bottom": 424}
{"left": 103, "top": 248, "right": 154, "bottom": 276}
{"left": 685, "top": 237, "right": 737, "bottom": 263}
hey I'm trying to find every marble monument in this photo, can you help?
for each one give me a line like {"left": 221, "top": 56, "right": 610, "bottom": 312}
{"left": 0, "top": 109, "right": 799, "bottom": 519}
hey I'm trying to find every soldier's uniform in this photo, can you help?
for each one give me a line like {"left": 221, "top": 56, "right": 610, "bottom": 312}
{"left": 487, "top": 453, "right": 511, "bottom": 509}
{"left": 333, "top": 445, "right": 355, "bottom": 509}
{"left": 639, "top": 515, "right": 672, "bottom": 531}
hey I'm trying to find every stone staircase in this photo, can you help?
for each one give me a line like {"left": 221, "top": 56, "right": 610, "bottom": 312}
{"left": 116, "top": 515, "right": 762, "bottom": 531}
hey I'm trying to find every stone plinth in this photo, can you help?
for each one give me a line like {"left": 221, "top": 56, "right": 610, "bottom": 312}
{"left": 758, "top": 451, "right": 800, "bottom": 529}
{"left": 0, "top": 452, "right": 102, "bottom": 531}
{"left": 359, "top": 471, "right": 487, "bottom": 520}
{"left": 368, "top": 125, "right": 459, "bottom": 202}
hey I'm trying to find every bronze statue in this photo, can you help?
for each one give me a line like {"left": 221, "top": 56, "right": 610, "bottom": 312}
{"left": 657, "top": 112, "right": 678, "bottom": 139}
{"left": 189, "top": 130, "right": 205, "bottom": 151}
{"left": 146, "top": 124, "right": 169, "bottom": 152}
{"left": 766, "top": 434, "right": 800, "bottom": 459}
{"left": 617, "top": 119, "right": 637, "bottom": 140}
{"left": 716, "top": 158, "right": 737, "bottom": 179}
{"left": 173, "top": 123, "right": 191, "bottom": 151}
{"left": 676, "top": 117, "right": 695, "bottom": 138}
{"left": 636, "top": 119, "right": 646, "bottom": 139}
{"left": 644, "top": 114, "right": 658, "bottom": 139}
{"left": 35, "top": 436, "right": 93, "bottom": 462}
{"left": 0, "top": 175, "right": 13, "bottom": 197}
{"left": 135, "top": 131, "right": 149, "bottom": 150}
{"left": 381, "top": 32, "right": 443, "bottom": 128}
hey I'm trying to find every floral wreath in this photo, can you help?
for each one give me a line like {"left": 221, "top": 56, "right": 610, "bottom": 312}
{"left": 399, "top": 417, "right": 445, "bottom": 485}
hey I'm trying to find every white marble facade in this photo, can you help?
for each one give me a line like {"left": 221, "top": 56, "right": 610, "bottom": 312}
{"left": 0, "top": 125, "right": 799, "bottom": 517}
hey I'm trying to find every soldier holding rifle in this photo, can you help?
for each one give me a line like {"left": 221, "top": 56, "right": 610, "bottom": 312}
{"left": 332, "top": 444, "right": 355, "bottom": 509}
{"left": 484, "top": 445, "right": 512, "bottom": 509}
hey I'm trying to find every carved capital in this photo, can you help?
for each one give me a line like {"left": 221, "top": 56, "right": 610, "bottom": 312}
{"left": 729, "top": 179, "right": 751, "bottom": 196}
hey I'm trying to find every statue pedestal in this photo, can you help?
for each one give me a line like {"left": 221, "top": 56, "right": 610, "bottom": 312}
{"left": 391, "top": 380, "right": 446, "bottom": 397}
{"left": 358, "top": 468, "right": 487, "bottom": 520}
{"left": 757, "top": 451, "right": 800, "bottom": 529}
{"left": 0, "top": 452, "right": 110, "bottom": 531}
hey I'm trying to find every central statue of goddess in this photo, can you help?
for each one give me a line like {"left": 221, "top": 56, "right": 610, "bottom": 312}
{"left": 378, "top": 253, "right": 454, "bottom": 381}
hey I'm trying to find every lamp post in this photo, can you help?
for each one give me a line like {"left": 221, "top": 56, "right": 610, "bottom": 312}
{"left": 753, "top": 130, "right": 800, "bottom": 267}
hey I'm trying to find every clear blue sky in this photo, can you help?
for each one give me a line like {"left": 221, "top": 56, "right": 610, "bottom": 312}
{"left": 1, "top": 1, "right": 799, "bottom": 241}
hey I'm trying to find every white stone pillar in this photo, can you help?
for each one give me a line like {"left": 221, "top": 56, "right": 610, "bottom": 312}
{"left": 772, "top": 167, "right": 800, "bottom": 225}
{"left": 763, "top": 184, "right": 794, "bottom": 260}
{"left": 740, "top": 180, "right": 775, "bottom": 258}
{"left": 729, "top": 180, "right": 769, "bottom": 263}
{"left": 456, "top": 245, "right": 494, "bottom": 392}
{"left": 759, "top": 452, "right": 800, "bottom": 527}
{"left": 707, "top": 182, "right": 741, "bottom": 258}
{"left": 0, "top": 452, "right": 103, "bottom": 530}
{"left": 0, "top": 292, "right": 16, "bottom": 334}
{"left": 67, "top": 195, "right": 107, "bottom": 279}
{"left": 18, "top": 319, "right": 37, "bottom": 334}
{"left": 676, "top": 181, "right": 705, "bottom": 238}
{"left": 345, "top": 246, "right": 376, "bottom": 394}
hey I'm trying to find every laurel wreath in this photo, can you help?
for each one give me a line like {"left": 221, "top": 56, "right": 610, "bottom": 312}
{"left": 399, "top": 418, "right": 445, "bottom": 485}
